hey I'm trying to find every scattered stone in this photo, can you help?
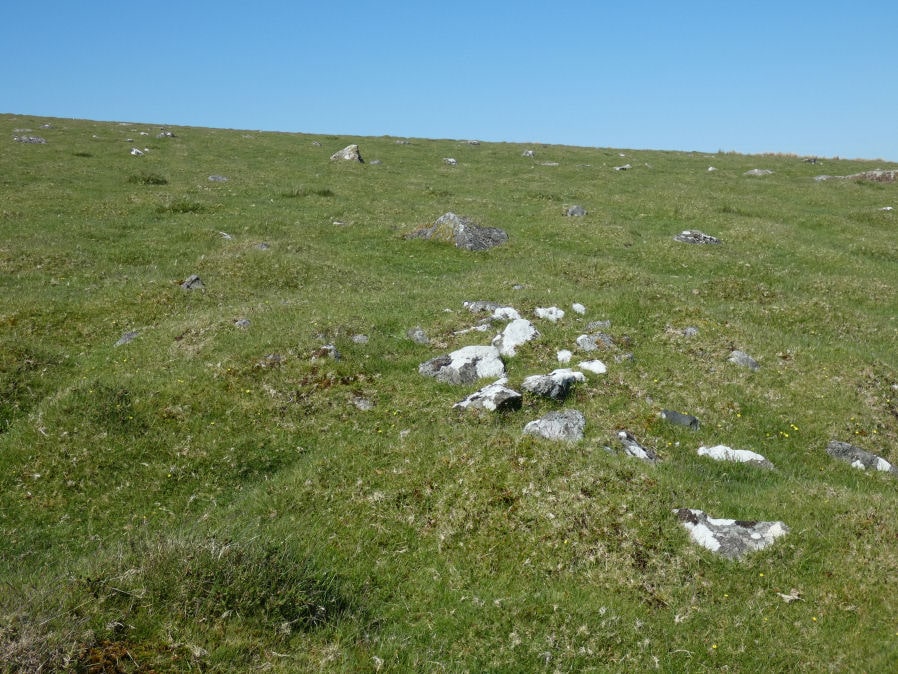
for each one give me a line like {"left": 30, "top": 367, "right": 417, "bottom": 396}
{"left": 540, "top": 161, "right": 559, "bottom": 167}
{"left": 814, "top": 175, "right": 834, "bottom": 182}
{"left": 845, "top": 170, "right": 897, "bottom": 183}
{"left": 674, "top": 508, "right": 789, "bottom": 559}
{"left": 443, "top": 157, "right": 458, "bottom": 166}
{"left": 576, "top": 333, "right": 613, "bottom": 351}
{"left": 208, "top": 174, "right": 228, "bottom": 182}
{"left": 453, "top": 378, "right": 523, "bottom": 412}
{"left": 369, "top": 159, "right": 382, "bottom": 165}
{"left": 464, "top": 300, "right": 501, "bottom": 313}
{"left": 564, "top": 205, "right": 587, "bottom": 217}
{"left": 405, "top": 325, "right": 430, "bottom": 344}
{"left": 578, "top": 360, "right": 607, "bottom": 375}
{"left": 180, "top": 274, "right": 204, "bottom": 291}
{"left": 492, "top": 306, "right": 521, "bottom": 321}
{"left": 674, "top": 230, "right": 721, "bottom": 244}
{"left": 523, "top": 409, "right": 585, "bottom": 443}
{"left": 312, "top": 344, "right": 340, "bottom": 360}
{"left": 660, "top": 409, "right": 700, "bottom": 430}
{"left": 351, "top": 334, "right": 369, "bottom": 344}
{"left": 256, "top": 242, "right": 271, "bottom": 250}
{"left": 683, "top": 326, "right": 699, "bottom": 337}
{"left": 522, "top": 149, "right": 535, "bottom": 157}
{"left": 352, "top": 396, "right": 375, "bottom": 411}
{"left": 571, "top": 303, "right": 586, "bottom": 315}
{"left": 256, "top": 353, "right": 284, "bottom": 368}
{"left": 617, "top": 430, "right": 660, "bottom": 463}
{"left": 729, "top": 349, "right": 760, "bottom": 371}
{"left": 130, "top": 148, "right": 145, "bottom": 156}
{"left": 698, "top": 445, "right": 774, "bottom": 469}
{"left": 707, "top": 166, "right": 717, "bottom": 172}
{"left": 419, "top": 345, "right": 505, "bottom": 384}
{"left": 234, "top": 318, "right": 251, "bottom": 329}
{"left": 880, "top": 206, "right": 894, "bottom": 211}
{"left": 13, "top": 135, "right": 47, "bottom": 144}
{"left": 826, "top": 440, "right": 898, "bottom": 475}
{"left": 557, "top": 349, "right": 573, "bottom": 364}
{"left": 534, "top": 306, "right": 565, "bottom": 322}
{"left": 114, "top": 331, "right": 139, "bottom": 347}
{"left": 744, "top": 169, "right": 773, "bottom": 176}
{"left": 312, "top": 140, "right": 321, "bottom": 146}
{"left": 522, "top": 368, "right": 585, "bottom": 400}
{"left": 586, "top": 320, "right": 611, "bottom": 331}
{"left": 219, "top": 231, "right": 233, "bottom": 239}
{"left": 466, "top": 140, "right": 481, "bottom": 145}
{"left": 613, "top": 164, "right": 632, "bottom": 171}
{"left": 157, "top": 129, "right": 175, "bottom": 138}
{"left": 330, "top": 144, "right": 364, "bottom": 162}
{"left": 407, "top": 212, "right": 509, "bottom": 251}
{"left": 492, "top": 318, "right": 540, "bottom": 357}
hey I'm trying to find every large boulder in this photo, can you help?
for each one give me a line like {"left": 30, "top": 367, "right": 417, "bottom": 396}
{"left": 674, "top": 508, "right": 789, "bottom": 559}
{"left": 407, "top": 212, "right": 508, "bottom": 251}
{"left": 523, "top": 409, "right": 585, "bottom": 443}
{"left": 419, "top": 345, "right": 505, "bottom": 384}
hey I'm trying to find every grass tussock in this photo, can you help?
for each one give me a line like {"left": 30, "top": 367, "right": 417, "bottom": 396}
{"left": 2, "top": 113, "right": 898, "bottom": 670}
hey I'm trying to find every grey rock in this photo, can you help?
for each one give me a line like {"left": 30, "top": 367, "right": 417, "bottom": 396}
{"left": 534, "top": 306, "right": 565, "bottom": 322}
{"left": 613, "top": 163, "right": 632, "bottom": 171}
{"left": 826, "top": 440, "right": 898, "bottom": 475}
{"left": 180, "top": 274, "right": 204, "bottom": 291}
{"left": 744, "top": 169, "right": 773, "bottom": 176}
{"left": 586, "top": 320, "right": 612, "bottom": 331}
{"left": 522, "top": 368, "right": 586, "bottom": 400}
{"left": 564, "top": 205, "right": 587, "bottom": 217}
{"left": 674, "top": 508, "right": 789, "bottom": 559}
{"left": 256, "top": 353, "right": 284, "bottom": 368}
{"left": 683, "top": 326, "right": 699, "bottom": 337}
{"left": 352, "top": 396, "right": 375, "bottom": 411}
{"left": 576, "top": 332, "right": 614, "bottom": 351}
{"left": 419, "top": 345, "right": 505, "bottom": 384}
{"left": 674, "top": 230, "right": 721, "bottom": 244}
{"left": 729, "top": 349, "right": 760, "bottom": 371}
{"left": 234, "top": 318, "right": 251, "bottom": 329}
{"left": 845, "top": 170, "right": 897, "bottom": 183}
{"left": 660, "top": 409, "right": 700, "bottom": 430}
{"left": 617, "top": 430, "right": 660, "bottom": 463}
{"left": 256, "top": 242, "right": 271, "bottom": 250}
{"left": 522, "top": 149, "right": 535, "bottom": 157}
{"left": 369, "top": 159, "right": 382, "bottom": 165}
{"left": 406, "top": 326, "right": 430, "bottom": 345}
{"left": 464, "top": 300, "right": 502, "bottom": 314}
{"left": 208, "top": 174, "right": 228, "bottom": 182}
{"left": 492, "top": 318, "right": 539, "bottom": 357}
{"left": 13, "top": 135, "right": 47, "bottom": 144}
{"left": 330, "top": 144, "right": 364, "bottom": 162}
{"left": 453, "top": 378, "right": 523, "bottom": 412}
{"left": 114, "top": 331, "right": 139, "bottom": 347}
{"left": 523, "top": 409, "right": 585, "bottom": 443}
{"left": 407, "top": 212, "right": 508, "bottom": 251}
{"left": 443, "top": 157, "right": 458, "bottom": 166}
{"left": 351, "top": 334, "right": 369, "bottom": 344}
{"left": 312, "top": 344, "right": 340, "bottom": 360}
{"left": 697, "top": 445, "right": 774, "bottom": 469}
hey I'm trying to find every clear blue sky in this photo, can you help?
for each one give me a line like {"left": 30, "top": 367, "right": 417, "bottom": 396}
{"left": 4, "top": 1, "right": 896, "bottom": 160}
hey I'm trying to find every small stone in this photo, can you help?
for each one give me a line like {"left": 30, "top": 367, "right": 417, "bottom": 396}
{"left": 557, "top": 349, "right": 573, "bottom": 364}
{"left": 660, "top": 409, "right": 700, "bottom": 430}
{"left": 464, "top": 300, "right": 502, "bottom": 313}
{"left": 744, "top": 169, "right": 773, "bottom": 176}
{"left": 698, "top": 445, "right": 774, "bottom": 469}
{"left": 369, "top": 159, "right": 382, "bottom": 165}
{"left": 419, "top": 345, "right": 505, "bottom": 384}
{"left": 492, "top": 319, "right": 539, "bottom": 357}
{"left": 674, "top": 230, "right": 721, "bottom": 244}
{"left": 406, "top": 327, "right": 430, "bottom": 344}
{"left": 256, "top": 242, "right": 271, "bottom": 250}
{"left": 571, "top": 303, "right": 586, "bottom": 315}
{"left": 617, "top": 430, "right": 660, "bottom": 463}
{"left": 234, "top": 318, "right": 251, "bottom": 329}
{"left": 351, "top": 334, "right": 369, "bottom": 344}
{"left": 729, "top": 350, "right": 760, "bottom": 371}
{"left": 443, "top": 157, "right": 457, "bottom": 166}
{"left": 578, "top": 360, "right": 607, "bottom": 375}
{"left": 208, "top": 174, "right": 228, "bottom": 182}
{"left": 312, "top": 344, "right": 340, "bottom": 360}
{"left": 613, "top": 164, "right": 631, "bottom": 171}
{"left": 523, "top": 409, "right": 585, "bottom": 443}
{"left": 492, "top": 306, "right": 521, "bottom": 321}
{"left": 826, "top": 440, "right": 898, "bottom": 475}
{"left": 180, "top": 274, "right": 204, "bottom": 290}
{"left": 13, "top": 135, "right": 47, "bottom": 144}
{"left": 534, "top": 306, "right": 565, "bottom": 322}
{"left": 453, "top": 378, "right": 522, "bottom": 412}
{"left": 586, "top": 320, "right": 611, "bottom": 331}
{"left": 130, "top": 148, "right": 144, "bottom": 156}
{"left": 114, "top": 331, "right": 139, "bottom": 347}
{"left": 564, "top": 205, "right": 587, "bottom": 217}
{"left": 352, "top": 396, "right": 375, "bottom": 411}
{"left": 522, "top": 150, "right": 535, "bottom": 157}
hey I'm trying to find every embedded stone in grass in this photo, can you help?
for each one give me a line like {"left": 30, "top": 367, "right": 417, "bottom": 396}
{"left": 492, "top": 306, "right": 521, "bottom": 321}
{"left": 571, "top": 302, "right": 586, "bottom": 315}
{"left": 351, "top": 334, "right": 369, "bottom": 344}
{"left": 564, "top": 205, "right": 587, "bottom": 217}
{"left": 534, "top": 306, "right": 565, "bottom": 322}
{"left": 578, "top": 359, "right": 607, "bottom": 375}
{"left": 826, "top": 440, "right": 898, "bottom": 475}
{"left": 613, "top": 163, "right": 632, "bottom": 171}
{"left": 576, "top": 332, "right": 613, "bottom": 351}
{"left": 114, "top": 330, "right": 139, "bottom": 347}
{"left": 407, "top": 212, "right": 508, "bottom": 251}
{"left": 130, "top": 147, "right": 145, "bottom": 156}
{"left": 330, "top": 144, "right": 364, "bottom": 162}
{"left": 522, "top": 368, "right": 585, "bottom": 400}
{"left": 443, "top": 157, "right": 457, "bottom": 166}
{"left": 180, "top": 274, "right": 204, "bottom": 290}
{"left": 208, "top": 174, "right": 228, "bottom": 182}
{"left": 492, "top": 318, "right": 539, "bottom": 357}
{"left": 352, "top": 396, "right": 375, "bottom": 411}
{"left": 13, "top": 135, "right": 47, "bottom": 144}
{"left": 698, "top": 445, "right": 774, "bottom": 469}
{"left": 729, "top": 349, "right": 760, "bottom": 371}
{"left": 523, "top": 409, "right": 585, "bottom": 443}
{"left": 522, "top": 149, "right": 535, "bottom": 157}
{"left": 674, "top": 230, "right": 721, "bottom": 244}
{"left": 453, "top": 378, "right": 522, "bottom": 412}
{"left": 557, "top": 349, "right": 573, "bottom": 364}
{"left": 312, "top": 344, "right": 340, "bottom": 361}
{"left": 617, "top": 430, "right": 660, "bottom": 463}
{"left": 464, "top": 300, "right": 502, "bottom": 313}
{"left": 234, "top": 318, "right": 251, "bottom": 329}
{"left": 660, "top": 409, "right": 700, "bottom": 429}
{"left": 744, "top": 168, "right": 773, "bottom": 176}
{"left": 406, "top": 326, "right": 430, "bottom": 345}
{"left": 419, "top": 345, "right": 505, "bottom": 384}
{"left": 674, "top": 508, "right": 789, "bottom": 559}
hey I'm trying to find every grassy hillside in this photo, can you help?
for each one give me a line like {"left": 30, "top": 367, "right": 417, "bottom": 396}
{"left": 2, "top": 113, "right": 898, "bottom": 671}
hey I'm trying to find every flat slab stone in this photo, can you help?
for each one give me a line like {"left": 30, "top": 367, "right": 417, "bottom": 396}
{"left": 578, "top": 359, "right": 607, "bottom": 375}
{"left": 729, "top": 350, "right": 760, "bottom": 370}
{"left": 674, "top": 508, "right": 789, "bottom": 559}
{"left": 419, "top": 345, "right": 505, "bottom": 384}
{"left": 826, "top": 440, "right": 898, "bottom": 475}
{"left": 660, "top": 409, "right": 700, "bottom": 429}
{"left": 674, "top": 230, "right": 721, "bottom": 244}
{"left": 523, "top": 409, "right": 585, "bottom": 443}
{"left": 492, "top": 318, "right": 539, "bottom": 357}
{"left": 521, "top": 368, "right": 585, "bottom": 400}
{"left": 698, "top": 445, "right": 774, "bottom": 469}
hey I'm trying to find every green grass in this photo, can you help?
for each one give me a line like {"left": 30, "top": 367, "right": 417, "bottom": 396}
{"left": 2, "top": 113, "right": 898, "bottom": 671}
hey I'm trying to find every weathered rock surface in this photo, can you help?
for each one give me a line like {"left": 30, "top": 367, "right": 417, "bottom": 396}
{"left": 523, "top": 410, "right": 585, "bottom": 443}
{"left": 698, "top": 445, "right": 774, "bottom": 469}
{"left": 419, "top": 345, "right": 505, "bottom": 384}
{"left": 729, "top": 349, "right": 760, "bottom": 371}
{"left": 464, "top": 300, "right": 501, "bottom": 314}
{"left": 578, "top": 359, "right": 607, "bottom": 374}
{"left": 826, "top": 440, "right": 898, "bottom": 475}
{"left": 522, "top": 368, "right": 585, "bottom": 400}
{"left": 535, "top": 306, "right": 565, "bottom": 322}
{"left": 180, "top": 274, "right": 204, "bottom": 291}
{"left": 564, "top": 205, "right": 587, "bottom": 217}
{"left": 674, "top": 230, "right": 721, "bottom": 244}
{"left": 453, "top": 378, "right": 522, "bottom": 412}
{"left": 557, "top": 349, "right": 573, "bottom": 364}
{"left": 492, "top": 318, "right": 539, "bottom": 356}
{"left": 571, "top": 303, "right": 586, "bottom": 315}
{"left": 674, "top": 508, "right": 789, "bottom": 559}
{"left": 114, "top": 331, "right": 139, "bottom": 347}
{"left": 407, "top": 212, "right": 508, "bottom": 251}
{"left": 13, "top": 135, "right": 47, "bottom": 144}
{"left": 617, "top": 430, "right": 660, "bottom": 463}
{"left": 330, "top": 144, "right": 364, "bottom": 162}
{"left": 845, "top": 170, "right": 897, "bottom": 183}
{"left": 744, "top": 169, "right": 773, "bottom": 176}
{"left": 406, "top": 326, "right": 430, "bottom": 344}
{"left": 492, "top": 306, "right": 521, "bottom": 321}
{"left": 660, "top": 409, "right": 700, "bottom": 429}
